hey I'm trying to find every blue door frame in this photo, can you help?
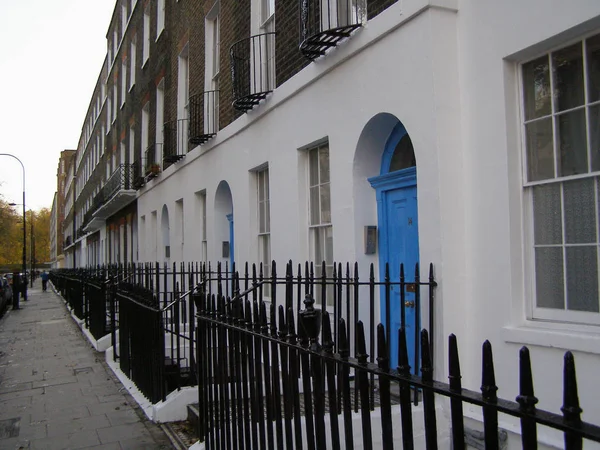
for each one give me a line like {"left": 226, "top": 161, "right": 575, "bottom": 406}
{"left": 368, "top": 122, "right": 420, "bottom": 372}
{"left": 226, "top": 213, "right": 234, "bottom": 268}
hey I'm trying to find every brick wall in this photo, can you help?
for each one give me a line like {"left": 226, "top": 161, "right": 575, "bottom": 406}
{"left": 276, "top": 0, "right": 310, "bottom": 88}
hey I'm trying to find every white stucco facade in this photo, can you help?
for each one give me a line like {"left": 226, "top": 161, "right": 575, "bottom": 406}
{"left": 126, "top": 0, "right": 600, "bottom": 446}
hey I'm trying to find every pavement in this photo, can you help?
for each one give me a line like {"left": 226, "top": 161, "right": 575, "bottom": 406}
{"left": 0, "top": 279, "right": 175, "bottom": 449}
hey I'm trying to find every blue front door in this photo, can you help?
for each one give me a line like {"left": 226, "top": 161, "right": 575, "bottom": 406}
{"left": 226, "top": 213, "right": 234, "bottom": 268}
{"left": 383, "top": 184, "right": 419, "bottom": 371}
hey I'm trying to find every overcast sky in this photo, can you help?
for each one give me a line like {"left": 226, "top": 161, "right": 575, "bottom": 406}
{"left": 0, "top": 0, "right": 115, "bottom": 211}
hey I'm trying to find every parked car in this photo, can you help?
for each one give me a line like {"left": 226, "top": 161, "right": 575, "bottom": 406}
{"left": 0, "top": 276, "right": 12, "bottom": 314}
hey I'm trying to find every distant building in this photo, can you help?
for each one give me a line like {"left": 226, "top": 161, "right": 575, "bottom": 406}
{"left": 59, "top": 0, "right": 600, "bottom": 446}
{"left": 51, "top": 149, "right": 76, "bottom": 268}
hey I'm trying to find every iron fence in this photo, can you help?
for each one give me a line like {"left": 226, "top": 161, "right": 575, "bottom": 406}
{"left": 163, "top": 119, "right": 188, "bottom": 165}
{"left": 50, "top": 261, "right": 600, "bottom": 448}
{"left": 230, "top": 33, "right": 277, "bottom": 111}
{"left": 189, "top": 91, "right": 219, "bottom": 146}
{"left": 195, "top": 290, "right": 600, "bottom": 450}
{"left": 103, "top": 164, "right": 135, "bottom": 199}
{"left": 300, "top": 0, "right": 365, "bottom": 59}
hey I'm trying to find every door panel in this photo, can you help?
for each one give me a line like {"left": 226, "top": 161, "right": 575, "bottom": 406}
{"left": 384, "top": 185, "right": 419, "bottom": 371}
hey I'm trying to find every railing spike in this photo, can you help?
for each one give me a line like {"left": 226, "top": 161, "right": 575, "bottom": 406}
{"left": 338, "top": 318, "right": 349, "bottom": 359}
{"left": 562, "top": 351, "right": 583, "bottom": 450}
{"left": 481, "top": 340, "right": 497, "bottom": 401}
{"left": 322, "top": 311, "right": 334, "bottom": 353}
{"left": 356, "top": 321, "right": 368, "bottom": 365}
{"left": 421, "top": 330, "right": 432, "bottom": 381}
{"left": 376, "top": 324, "right": 388, "bottom": 369}
{"left": 397, "top": 327, "right": 411, "bottom": 375}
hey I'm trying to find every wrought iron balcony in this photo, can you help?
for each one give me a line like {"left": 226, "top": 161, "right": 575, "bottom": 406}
{"left": 231, "top": 33, "right": 276, "bottom": 111}
{"left": 132, "top": 158, "right": 145, "bottom": 189}
{"left": 163, "top": 119, "right": 188, "bottom": 164}
{"left": 300, "top": 0, "right": 365, "bottom": 60}
{"left": 189, "top": 91, "right": 219, "bottom": 145}
{"left": 144, "top": 143, "right": 163, "bottom": 180}
{"left": 82, "top": 164, "right": 136, "bottom": 233}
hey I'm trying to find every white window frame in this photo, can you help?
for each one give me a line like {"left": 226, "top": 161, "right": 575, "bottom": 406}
{"left": 177, "top": 45, "right": 190, "bottom": 155}
{"left": 143, "top": 8, "right": 150, "bottom": 66}
{"left": 141, "top": 101, "right": 150, "bottom": 163}
{"left": 121, "top": 60, "right": 127, "bottom": 108}
{"left": 257, "top": 166, "right": 271, "bottom": 296}
{"left": 129, "top": 125, "right": 135, "bottom": 165}
{"left": 521, "top": 32, "right": 600, "bottom": 326}
{"left": 307, "top": 142, "right": 334, "bottom": 306}
{"left": 130, "top": 35, "right": 137, "bottom": 90}
{"left": 156, "top": 79, "right": 165, "bottom": 163}
{"left": 206, "top": 3, "right": 220, "bottom": 133}
{"left": 259, "top": 0, "right": 275, "bottom": 93}
{"left": 121, "top": 3, "right": 128, "bottom": 38}
{"left": 157, "top": 0, "right": 166, "bottom": 40}
{"left": 112, "top": 84, "right": 118, "bottom": 123}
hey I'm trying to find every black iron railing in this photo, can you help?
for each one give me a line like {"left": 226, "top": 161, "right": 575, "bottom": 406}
{"left": 132, "top": 158, "right": 145, "bottom": 189}
{"left": 50, "top": 267, "right": 119, "bottom": 343}
{"left": 231, "top": 33, "right": 276, "bottom": 112}
{"left": 195, "top": 294, "right": 600, "bottom": 449}
{"left": 144, "top": 143, "right": 163, "bottom": 180}
{"left": 102, "top": 164, "right": 134, "bottom": 200}
{"left": 189, "top": 91, "right": 219, "bottom": 146}
{"left": 164, "top": 119, "right": 188, "bottom": 164}
{"left": 300, "top": 0, "right": 365, "bottom": 59}
{"left": 49, "top": 261, "right": 600, "bottom": 448}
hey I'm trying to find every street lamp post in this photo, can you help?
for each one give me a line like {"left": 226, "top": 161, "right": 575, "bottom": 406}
{"left": 0, "top": 153, "right": 26, "bottom": 305}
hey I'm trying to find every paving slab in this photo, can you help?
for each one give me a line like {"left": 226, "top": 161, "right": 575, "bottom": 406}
{"left": 0, "top": 280, "right": 174, "bottom": 449}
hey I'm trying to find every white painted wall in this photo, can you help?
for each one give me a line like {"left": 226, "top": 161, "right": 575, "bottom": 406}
{"left": 133, "top": 0, "right": 600, "bottom": 446}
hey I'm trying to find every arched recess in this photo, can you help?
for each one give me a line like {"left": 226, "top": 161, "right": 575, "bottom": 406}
{"left": 161, "top": 205, "right": 171, "bottom": 262}
{"left": 215, "top": 181, "right": 234, "bottom": 269}
{"left": 353, "top": 112, "right": 420, "bottom": 372}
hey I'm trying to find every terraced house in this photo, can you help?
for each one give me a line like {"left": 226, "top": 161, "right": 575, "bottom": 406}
{"left": 55, "top": 0, "right": 600, "bottom": 447}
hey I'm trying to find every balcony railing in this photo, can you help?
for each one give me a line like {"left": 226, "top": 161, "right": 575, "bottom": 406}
{"left": 132, "top": 158, "right": 145, "bottom": 190}
{"left": 163, "top": 119, "right": 188, "bottom": 165}
{"left": 82, "top": 164, "right": 136, "bottom": 233}
{"left": 103, "top": 164, "right": 134, "bottom": 200}
{"left": 231, "top": 33, "right": 276, "bottom": 111}
{"left": 300, "top": 0, "right": 365, "bottom": 59}
{"left": 189, "top": 91, "right": 219, "bottom": 146}
{"left": 144, "top": 143, "right": 163, "bottom": 180}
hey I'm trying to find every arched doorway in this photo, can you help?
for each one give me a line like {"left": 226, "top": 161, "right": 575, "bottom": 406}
{"left": 368, "top": 121, "right": 419, "bottom": 372}
{"left": 161, "top": 205, "right": 171, "bottom": 262}
{"left": 215, "top": 181, "right": 234, "bottom": 269}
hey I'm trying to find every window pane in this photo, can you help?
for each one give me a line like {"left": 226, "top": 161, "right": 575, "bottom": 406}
{"left": 590, "top": 105, "right": 600, "bottom": 171}
{"left": 265, "top": 199, "right": 270, "bottom": 233}
{"left": 564, "top": 178, "right": 596, "bottom": 244}
{"left": 586, "top": 33, "right": 600, "bottom": 103}
{"left": 258, "top": 171, "right": 265, "bottom": 201}
{"left": 314, "top": 227, "right": 323, "bottom": 264}
{"left": 553, "top": 43, "right": 584, "bottom": 112}
{"left": 320, "top": 184, "right": 331, "bottom": 224}
{"left": 309, "top": 149, "right": 319, "bottom": 186}
{"left": 533, "top": 183, "right": 562, "bottom": 245}
{"left": 264, "top": 169, "right": 270, "bottom": 201}
{"left": 259, "top": 201, "right": 266, "bottom": 233}
{"left": 310, "top": 186, "right": 320, "bottom": 225}
{"left": 523, "top": 56, "right": 551, "bottom": 120}
{"left": 557, "top": 109, "right": 588, "bottom": 176}
{"left": 325, "top": 226, "right": 333, "bottom": 264}
{"left": 319, "top": 146, "right": 330, "bottom": 183}
{"left": 526, "top": 118, "right": 554, "bottom": 181}
{"left": 566, "top": 246, "right": 599, "bottom": 312}
{"left": 535, "top": 247, "right": 565, "bottom": 309}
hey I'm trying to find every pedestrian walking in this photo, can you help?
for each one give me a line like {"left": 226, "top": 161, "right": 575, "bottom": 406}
{"left": 41, "top": 270, "right": 49, "bottom": 291}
